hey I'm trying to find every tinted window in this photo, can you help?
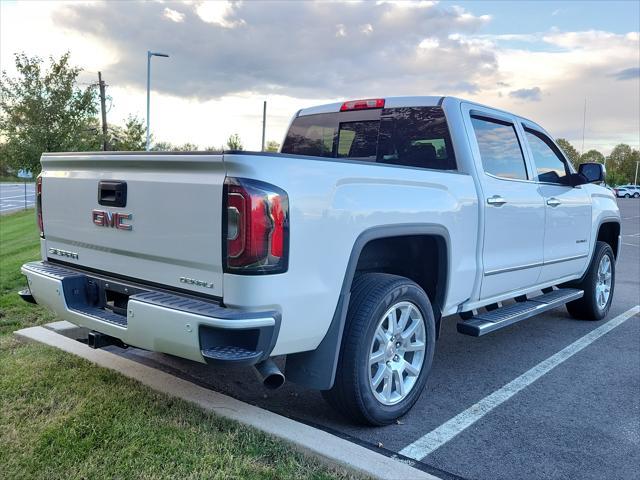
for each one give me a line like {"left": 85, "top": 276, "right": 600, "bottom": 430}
{"left": 281, "top": 107, "right": 456, "bottom": 170}
{"left": 337, "top": 121, "right": 379, "bottom": 158}
{"left": 524, "top": 129, "right": 569, "bottom": 183}
{"left": 280, "top": 114, "right": 337, "bottom": 157}
{"left": 471, "top": 116, "right": 528, "bottom": 180}
{"left": 377, "top": 107, "right": 456, "bottom": 170}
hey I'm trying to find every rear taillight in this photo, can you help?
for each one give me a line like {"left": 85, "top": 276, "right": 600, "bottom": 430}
{"left": 340, "top": 98, "right": 385, "bottom": 111}
{"left": 36, "top": 175, "right": 44, "bottom": 238}
{"left": 223, "top": 177, "right": 289, "bottom": 274}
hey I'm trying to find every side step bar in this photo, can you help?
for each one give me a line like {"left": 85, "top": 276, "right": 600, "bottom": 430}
{"left": 457, "top": 288, "right": 584, "bottom": 336}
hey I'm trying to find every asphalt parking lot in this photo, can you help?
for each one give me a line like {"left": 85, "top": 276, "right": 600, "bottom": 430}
{"left": 84, "top": 199, "right": 639, "bottom": 479}
{"left": 0, "top": 182, "right": 35, "bottom": 214}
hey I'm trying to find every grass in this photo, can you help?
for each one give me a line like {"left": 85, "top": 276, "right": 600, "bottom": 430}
{"left": 0, "top": 210, "right": 54, "bottom": 335}
{"left": 0, "top": 210, "right": 354, "bottom": 480}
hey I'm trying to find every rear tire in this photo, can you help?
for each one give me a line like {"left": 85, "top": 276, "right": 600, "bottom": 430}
{"left": 565, "top": 241, "right": 615, "bottom": 320}
{"left": 625, "top": 193, "right": 631, "bottom": 198}
{"left": 322, "top": 273, "right": 436, "bottom": 426}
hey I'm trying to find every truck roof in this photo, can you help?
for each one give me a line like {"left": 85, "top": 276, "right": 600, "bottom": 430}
{"left": 297, "top": 95, "right": 542, "bottom": 131}
{"left": 297, "top": 96, "right": 443, "bottom": 116}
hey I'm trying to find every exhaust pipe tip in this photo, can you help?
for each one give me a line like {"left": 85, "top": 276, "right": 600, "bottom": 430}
{"left": 254, "top": 358, "right": 285, "bottom": 390}
{"left": 263, "top": 372, "right": 286, "bottom": 390}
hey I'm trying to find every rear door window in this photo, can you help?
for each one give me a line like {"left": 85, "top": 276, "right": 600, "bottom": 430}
{"left": 471, "top": 115, "right": 528, "bottom": 180}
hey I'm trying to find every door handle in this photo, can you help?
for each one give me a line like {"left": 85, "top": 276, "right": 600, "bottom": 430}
{"left": 487, "top": 195, "right": 507, "bottom": 206}
{"left": 546, "top": 197, "right": 561, "bottom": 207}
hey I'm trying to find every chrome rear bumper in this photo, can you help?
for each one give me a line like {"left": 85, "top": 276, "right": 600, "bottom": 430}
{"left": 21, "top": 261, "right": 279, "bottom": 365}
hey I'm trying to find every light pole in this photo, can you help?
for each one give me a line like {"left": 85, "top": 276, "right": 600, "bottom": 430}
{"left": 146, "top": 50, "right": 169, "bottom": 151}
{"left": 635, "top": 160, "right": 639, "bottom": 186}
{"left": 261, "top": 100, "right": 267, "bottom": 151}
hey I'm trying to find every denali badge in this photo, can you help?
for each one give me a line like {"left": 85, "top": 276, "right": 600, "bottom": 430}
{"left": 48, "top": 247, "right": 79, "bottom": 260}
{"left": 92, "top": 210, "right": 133, "bottom": 231}
{"left": 179, "top": 276, "right": 214, "bottom": 289}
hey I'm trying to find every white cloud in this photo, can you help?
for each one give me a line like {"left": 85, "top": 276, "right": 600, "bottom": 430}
{"left": 1, "top": 1, "right": 637, "bottom": 154}
{"left": 163, "top": 7, "right": 185, "bottom": 23}
{"left": 419, "top": 37, "right": 439, "bottom": 49}
{"left": 451, "top": 5, "right": 491, "bottom": 24}
{"left": 196, "top": 0, "right": 244, "bottom": 28}
{"left": 375, "top": 1, "right": 437, "bottom": 8}
{"left": 0, "top": 1, "right": 117, "bottom": 76}
{"left": 361, "top": 23, "right": 374, "bottom": 35}
{"left": 472, "top": 30, "right": 639, "bottom": 152}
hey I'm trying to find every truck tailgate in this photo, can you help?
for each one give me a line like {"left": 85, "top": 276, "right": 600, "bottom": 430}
{"left": 40, "top": 153, "right": 225, "bottom": 297}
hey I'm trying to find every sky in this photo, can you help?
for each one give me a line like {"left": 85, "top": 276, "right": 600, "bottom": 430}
{"left": 1, "top": 0, "right": 639, "bottom": 153}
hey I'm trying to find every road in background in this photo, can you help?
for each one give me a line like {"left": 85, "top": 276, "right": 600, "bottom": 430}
{"left": 63, "top": 199, "right": 640, "bottom": 480}
{"left": 1, "top": 183, "right": 35, "bottom": 215}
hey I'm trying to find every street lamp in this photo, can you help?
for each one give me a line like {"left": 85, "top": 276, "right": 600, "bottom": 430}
{"left": 146, "top": 50, "right": 169, "bottom": 151}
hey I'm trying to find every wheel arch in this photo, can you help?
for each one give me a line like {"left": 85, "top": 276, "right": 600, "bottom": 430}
{"left": 570, "top": 218, "right": 621, "bottom": 286}
{"left": 596, "top": 220, "right": 621, "bottom": 260}
{"left": 285, "top": 224, "right": 450, "bottom": 390}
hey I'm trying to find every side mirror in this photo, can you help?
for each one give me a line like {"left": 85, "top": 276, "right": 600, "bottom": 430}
{"left": 578, "top": 162, "right": 605, "bottom": 184}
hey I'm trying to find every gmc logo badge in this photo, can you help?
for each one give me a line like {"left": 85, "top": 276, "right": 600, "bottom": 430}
{"left": 92, "top": 210, "right": 133, "bottom": 231}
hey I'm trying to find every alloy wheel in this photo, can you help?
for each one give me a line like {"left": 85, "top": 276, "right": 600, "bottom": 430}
{"left": 368, "top": 301, "right": 426, "bottom": 405}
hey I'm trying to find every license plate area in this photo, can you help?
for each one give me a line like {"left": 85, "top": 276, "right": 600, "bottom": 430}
{"left": 86, "top": 277, "right": 147, "bottom": 316}
{"left": 62, "top": 275, "right": 149, "bottom": 327}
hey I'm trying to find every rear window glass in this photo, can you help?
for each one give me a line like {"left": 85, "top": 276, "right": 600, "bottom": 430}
{"left": 281, "top": 106, "right": 456, "bottom": 170}
{"left": 338, "top": 121, "right": 379, "bottom": 158}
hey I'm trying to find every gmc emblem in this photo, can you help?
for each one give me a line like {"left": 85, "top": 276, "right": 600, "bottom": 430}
{"left": 92, "top": 209, "right": 133, "bottom": 231}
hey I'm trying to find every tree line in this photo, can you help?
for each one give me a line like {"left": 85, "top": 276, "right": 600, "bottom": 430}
{"left": 556, "top": 139, "right": 638, "bottom": 186}
{"left": 1, "top": 53, "right": 636, "bottom": 184}
{"left": 0, "top": 53, "right": 280, "bottom": 176}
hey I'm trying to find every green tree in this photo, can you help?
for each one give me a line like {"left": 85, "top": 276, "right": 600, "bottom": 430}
{"left": 111, "top": 115, "right": 146, "bottom": 151}
{"left": 152, "top": 141, "right": 200, "bottom": 151}
{"left": 606, "top": 170, "right": 628, "bottom": 187}
{"left": 580, "top": 149, "right": 605, "bottom": 164}
{"left": 607, "top": 143, "right": 638, "bottom": 184}
{"left": 226, "top": 133, "right": 243, "bottom": 151}
{"left": 174, "top": 142, "right": 199, "bottom": 151}
{"left": 151, "top": 141, "right": 175, "bottom": 151}
{"left": 556, "top": 138, "right": 580, "bottom": 170}
{"left": 265, "top": 140, "right": 280, "bottom": 152}
{"left": 0, "top": 52, "right": 99, "bottom": 173}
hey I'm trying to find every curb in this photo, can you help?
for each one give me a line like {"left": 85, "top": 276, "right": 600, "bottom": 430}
{"left": 15, "top": 326, "right": 439, "bottom": 480}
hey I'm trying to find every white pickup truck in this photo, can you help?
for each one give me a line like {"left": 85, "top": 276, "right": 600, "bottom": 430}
{"left": 21, "top": 96, "right": 620, "bottom": 425}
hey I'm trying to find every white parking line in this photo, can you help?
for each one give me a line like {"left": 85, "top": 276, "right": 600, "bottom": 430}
{"left": 0, "top": 205, "right": 34, "bottom": 212}
{"left": 399, "top": 305, "right": 640, "bottom": 461}
{"left": 0, "top": 194, "right": 35, "bottom": 200}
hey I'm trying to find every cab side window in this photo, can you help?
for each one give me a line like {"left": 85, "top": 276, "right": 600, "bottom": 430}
{"left": 524, "top": 128, "right": 570, "bottom": 184}
{"left": 471, "top": 115, "right": 528, "bottom": 180}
